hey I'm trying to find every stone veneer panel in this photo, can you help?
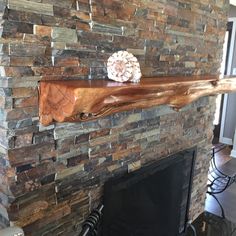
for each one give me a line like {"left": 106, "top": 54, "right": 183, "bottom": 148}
{"left": 0, "top": 0, "right": 228, "bottom": 235}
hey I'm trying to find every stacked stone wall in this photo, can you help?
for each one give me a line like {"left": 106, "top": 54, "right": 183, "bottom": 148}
{"left": 0, "top": 0, "right": 228, "bottom": 235}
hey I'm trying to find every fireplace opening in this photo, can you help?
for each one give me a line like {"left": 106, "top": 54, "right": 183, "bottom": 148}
{"left": 100, "top": 148, "right": 196, "bottom": 236}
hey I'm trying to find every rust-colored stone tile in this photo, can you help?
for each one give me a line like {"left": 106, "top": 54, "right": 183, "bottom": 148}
{"left": 34, "top": 25, "right": 52, "bottom": 37}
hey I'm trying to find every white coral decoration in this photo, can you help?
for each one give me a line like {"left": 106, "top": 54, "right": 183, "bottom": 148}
{"left": 107, "top": 51, "right": 142, "bottom": 83}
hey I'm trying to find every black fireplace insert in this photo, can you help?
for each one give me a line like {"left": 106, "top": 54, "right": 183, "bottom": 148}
{"left": 101, "top": 148, "right": 196, "bottom": 236}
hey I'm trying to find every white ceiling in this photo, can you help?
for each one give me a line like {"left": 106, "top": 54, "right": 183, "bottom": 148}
{"left": 230, "top": 0, "right": 236, "bottom": 6}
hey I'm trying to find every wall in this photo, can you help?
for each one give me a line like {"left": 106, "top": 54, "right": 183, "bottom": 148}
{"left": 229, "top": 4, "right": 236, "bottom": 17}
{"left": 231, "top": 129, "right": 236, "bottom": 157}
{"left": 223, "top": 94, "right": 236, "bottom": 140}
{"left": 0, "top": 0, "right": 228, "bottom": 235}
{"left": 221, "top": 6, "right": 236, "bottom": 143}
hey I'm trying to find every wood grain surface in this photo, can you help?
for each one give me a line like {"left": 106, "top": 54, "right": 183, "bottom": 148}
{"left": 39, "top": 75, "right": 236, "bottom": 125}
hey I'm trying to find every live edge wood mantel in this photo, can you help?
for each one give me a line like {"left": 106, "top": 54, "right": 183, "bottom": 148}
{"left": 39, "top": 75, "right": 236, "bottom": 126}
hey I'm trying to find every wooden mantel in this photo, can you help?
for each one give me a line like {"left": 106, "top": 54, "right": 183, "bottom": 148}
{"left": 39, "top": 75, "right": 236, "bottom": 126}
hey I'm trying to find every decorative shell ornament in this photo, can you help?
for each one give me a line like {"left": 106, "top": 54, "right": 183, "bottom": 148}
{"left": 107, "top": 51, "right": 142, "bottom": 83}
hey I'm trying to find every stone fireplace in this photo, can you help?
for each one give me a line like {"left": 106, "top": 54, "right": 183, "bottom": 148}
{"left": 0, "top": 0, "right": 228, "bottom": 235}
